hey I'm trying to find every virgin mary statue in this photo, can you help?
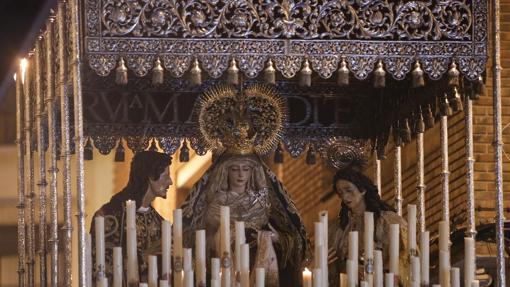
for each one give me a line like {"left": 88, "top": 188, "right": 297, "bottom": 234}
{"left": 180, "top": 84, "right": 309, "bottom": 287}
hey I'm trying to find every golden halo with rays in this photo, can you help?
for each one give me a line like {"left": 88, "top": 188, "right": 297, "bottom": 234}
{"left": 197, "top": 83, "right": 287, "bottom": 156}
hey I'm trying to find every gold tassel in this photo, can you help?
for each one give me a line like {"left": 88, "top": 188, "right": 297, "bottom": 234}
{"left": 306, "top": 145, "right": 316, "bottom": 165}
{"left": 115, "top": 57, "right": 128, "bottom": 85}
{"left": 337, "top": 57, "right": 349, "bottom": 86}
{"left": 374, "top": 60, "right": 386, "bottom": 88}
{"left": 424, "top": 104, "right": 435, "bottom": 129}
{"left": 450, "top": 86, "right": 463, "bottom": 112}
{"left": 299, "top": 59, "right": 312, "bottom": 87}
{"left": 401, "top": 118, "right": 412, "bottom": 144}
{"left": 227, "top": 58, "right": 239, "bottom": 86}
{"left": 439, "top": 94, "right": 453, "bottom": 117}
{"left": 190, "top": 59, "right": 202, "bottom": 87}
{"left": 264, "top": 59, "right": 276, "bottom": 85}
{"left": 472, "top": 76, "right": 486, "bottom": 100}
{"left": 412, "top": 61, "right": 425, "bottom": 88}
{"left": 416, "top": 108, "right": 425, "bottom": 133}
{"left": 448, "top": 62, "right": 460, "bottom": 87}
{"left": 152, "top": 57, "right": 164, "bottom": 86}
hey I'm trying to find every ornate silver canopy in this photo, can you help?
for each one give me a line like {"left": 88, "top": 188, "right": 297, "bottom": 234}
{"left": 85, "top": 0, "right": 487, "bottom": 81}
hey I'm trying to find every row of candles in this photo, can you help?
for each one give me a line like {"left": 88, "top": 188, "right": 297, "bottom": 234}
{"left": 91, "top": 201, "right": 265, "bottom": 287}
{"left": 91, "top": 202, "right": 478, "bottom": 287}
{"left": 303, "top": 205, "right": 479, "bottom": 287}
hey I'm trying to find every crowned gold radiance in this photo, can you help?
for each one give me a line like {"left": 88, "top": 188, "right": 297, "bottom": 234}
{"left": 198, "top": 84, "right": 286, "bottom": 155}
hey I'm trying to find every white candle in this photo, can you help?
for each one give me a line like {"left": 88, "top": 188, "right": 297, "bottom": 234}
{"left": 184, "top": 248, "right": 192, "bottom": 271}
{"left": 184, "top": 271, "right": 194, "bottom": 287}
{"left": 439, "top": 250, "right": 451, "bottom": 287}
{"left": 314, "top": 222, "right": 325, "bottom": 273}
{"left": 312, "top": 268, "right": 322, "bottom": 287}
{"left": 240, "top": 244, "right": 250, "bottom": 287}
{"left": 98, "top": 277, "right": 108, "bottom": 287}
{"left": 113, "top": 247, "right": 123, "bottom": 287}
{"left": 211, "top": 258, "right": 220, "bottom": 287}
{"left": 432, "top": 285, "right": 441, "bottom": 287}
{"left": 126, "top": 201, "right": 139, "bottom": 285}
{"left": 85, "top": 233, "right": 93, "bottom": 287}
{"left": 126, "top": 200, "right": 136, "bottom": 229}
{"left": 407, "top": 205, "right": 417, "bottom": 253}
{"left": 420, "top": 231, "right": 430, "bottom": 285}
{"left": 451, "top": 267, "right": 460, "bottom": 287}
{"left": 471, "top": 280, "right": 480, "bottom": 287}
{"left": 212, "top": 258, "right": 220, "bottom": 280}
{"left": 464, "top": 237, "right": 475, "bottom": 287}
{"left": 348, "top": 231, "right": 358, "bottom": 285}
{"left": 303, "top": 268, "right": 312, "bottom": 287}
{"left": 439, "top": 221, "right": 449, "bottom": 251}
{"left": 173, "top": 209, "right": 183, "bottom": 287}
{"left": 389, "top": 224, "right": 399, "bottom": 276}
{"left": 162, "top": 220, "right": 172, "bottom": 279}
{"left": 148, "top": 255, "right": 158, "bottom": 287}
{"left": 364, "top": 212, "right": 374, "bottom": 267}
{"left": 235, "top": 221, "right": 245, "bottom": 269}
{"left": 360, "top": 281, "right": 368, "bottom": 287}
{"left": 410, "top": 256, "right": 420, "bottom": 285}
{"left": 374, "top": 250, "right": 383, "bottom": 287}
{"left": 159, "top": 280, "right": 169, "bottom": 287}
{"left": 319, "top": 211, "right": 328, "bottom": 287}
{"left": 173, "top": 209, "right": 183, "bottom": 257}
{"left": 384, "top": 273, "right": 394, "bottom": 287}
{"left": 346, "top": 259, "right": 356, "bottom": 287}
{"left": 220, "top": 207, "right": 231, "bottom": 287}
{"left": 95, "top": 216, "right": 106, "bottom": 278}
{"left": 140, "top": 283, "right": 148, "bottom": 287}
{"left": 196, "top": 230, "right": 206, "bottom": 286}
{"left": 220, "top": 206, "right": 231, "bottom": 255}
{"left": 255, "top": 268, "right": 265, "bottom": 287}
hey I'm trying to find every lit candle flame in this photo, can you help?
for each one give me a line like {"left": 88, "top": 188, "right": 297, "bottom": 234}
{"left": 20, "top": 58, "right": 28, "bottom": 85}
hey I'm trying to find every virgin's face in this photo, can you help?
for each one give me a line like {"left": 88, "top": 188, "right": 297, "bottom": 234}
{"left": 335, "top": 179, "right": 365, "bottom": 211}
{"left": 227, "top": 160, "right": 253, "bottom": 190}
{"left": 148, "top": 166, "right": 172, "bottom": 199}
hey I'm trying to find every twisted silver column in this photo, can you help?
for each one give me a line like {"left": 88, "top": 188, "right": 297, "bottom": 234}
{"left": 70, "top": 0, "right": 87, "bottom": 285}
{"left": 375, "top": 157, "right": 382, "bottom": 195}
{"left": 45, "top": 15, "right": 59, "bottom": 287}
{"left": 492, "top": 0, "right": 506, "bottom": 284}
{"left": 440, "top": 116, "right": 450, "bottom": 224}
{"left": 57, "top": 2, "right": 72, "bottom": 285}
{"left": 35, "top": 35, "right": 48, "bottom": 287}
{"left": 16, "top": 63, "right": 26, "bottom": 287}
{"left": 24, "top": 55, "right": 36, "bottom": 287}
{"left": 416, "top": 132, "right": 426, "bottom": 233}
{"left": 394, "top": 145, "right": 402, "bottom": 216}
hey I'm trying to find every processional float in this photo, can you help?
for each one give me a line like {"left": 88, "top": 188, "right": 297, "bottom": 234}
{"left": 13, "top": 0, "right": 504, "bottom": 286}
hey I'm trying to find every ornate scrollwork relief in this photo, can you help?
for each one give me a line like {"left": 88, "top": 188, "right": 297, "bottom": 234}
{"left": 84, "top": 1, "right": 486, "bottom": 87}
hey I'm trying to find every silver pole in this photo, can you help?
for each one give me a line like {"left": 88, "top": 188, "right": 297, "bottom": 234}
{"left": 57, "top": 2, "right": 72, "bottom": 286}
{"left": 35, "top": 35, "right": 48, "bottom": 287}
{"left": 70, "top": 0, "right": 87, "bottom": 285}
{"left": 492, "top": 0, "right": 506, "bottom": 284}
{"left": 16, "top": 63, "right": 27, "bottom": 287}
{"left": 465, "top": 98, "right": 476, "bottom": 236}
{"left": 440, "top": 116, "right": 450, "bottom": 224}
{"left": 375, "top": 157, "right": 382, "bottom": 195}
{"left": 416, "top": 131, "right": 426, "bottom": 233}
{"left": 24, "top": 55, "right": 36, "bottom": 287}
{"left": 45, "top": 15, "right": 59, "bottom": 287}
{"left": 394, "top": 145, "right": 402, "bottom": 216}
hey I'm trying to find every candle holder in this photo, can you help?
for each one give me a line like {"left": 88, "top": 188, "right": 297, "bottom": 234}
{"left": 174, "top": 256, "right": 183, "bottom": 272}
{"left": 96, "top": 264, "right": 105, "bottom": 279}
{"left": 221, "top": 252, "right": 231, "bottom": 268}
{"left": 364, "top": 258, "right": 374, "bottom": 275}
